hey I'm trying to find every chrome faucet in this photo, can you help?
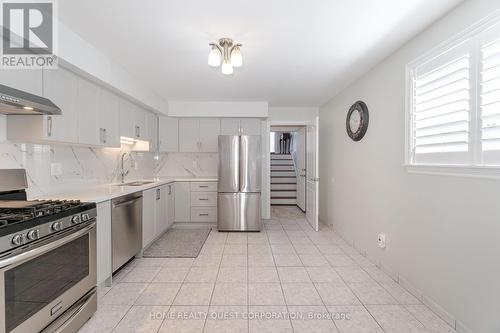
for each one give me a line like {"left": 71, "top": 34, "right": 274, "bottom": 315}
{"left": 120, "top": 152, "right": 130, "bottom": 183}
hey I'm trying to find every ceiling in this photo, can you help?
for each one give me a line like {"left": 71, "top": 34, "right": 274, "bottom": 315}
{"left": 59, "top": 0, "right": 462, "bottom": 107}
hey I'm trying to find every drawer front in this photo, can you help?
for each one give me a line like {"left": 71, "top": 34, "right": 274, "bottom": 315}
{"left": 190, "top": 181, "right": 217, "bottom": 192}
{"left": 191, "top": 207, "right": 217, "bottom": 222}
{"left": 191, "top": 192, "right": 217, "bottom": 207}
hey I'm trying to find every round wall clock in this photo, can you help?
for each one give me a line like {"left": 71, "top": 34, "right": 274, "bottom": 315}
{"left": 346, "top": 101, "right": 369, "bottom": 141}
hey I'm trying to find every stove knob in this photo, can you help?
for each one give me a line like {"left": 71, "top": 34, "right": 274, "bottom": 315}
{"left": 11, "top": 234, "right": 23, "bottom": 246}
{"left": 81, "top": 213, "right": 89, "bottom": 222}
{"left": 71, "top": 215, "right": 81, "bottom": 224}
{"left": 51, "top": 222, "right": 62, "bottom": 232}
{"left": 27, "top": 230, "right": 39, "bottom": 240}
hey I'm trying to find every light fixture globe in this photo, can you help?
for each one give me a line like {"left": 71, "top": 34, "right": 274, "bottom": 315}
{"left": 208, "top": 44, "right": 221, "bottom": 67}
{"left": 231, "top": 45, "right": 243, "bottom": 67}
{"left": 221, "top": 59, "right": 233, "bottom": 75}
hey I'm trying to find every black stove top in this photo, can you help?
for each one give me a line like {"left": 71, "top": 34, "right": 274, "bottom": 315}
{"left": 0, "top": 200, "right": 96, "bottom": 238}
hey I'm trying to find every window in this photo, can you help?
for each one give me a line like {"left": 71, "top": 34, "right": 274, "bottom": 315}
{"left": 407, "top": 15, "right": 500, "bottom": 169}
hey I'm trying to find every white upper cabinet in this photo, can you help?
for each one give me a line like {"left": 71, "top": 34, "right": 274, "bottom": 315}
{"left": 146, "top": 112, "right": 158, "bottom": 151}
{"left": 220, "top": 118, "right": 241, "bottom": 135}
{"left": 240, "top": 118, "right": 261, "bottom": 135}
{"left": 42, "top": 67, "right": 79, "bottom": 143}
{"left": 178, "top": 118, "right": 220, "bottom": 153}
{"left": 0, "top": 68, "right": 43, "bottom": 96}
{"left": 178, "top": 118, "right": 199, "bottom": 152}
{"left": 134, "top": 108, "right": 146, "bottom": 140}
{"left": 99, "top": 90, "right": 120, "bottom": 147}
{"left": 220, "top": 118, "right": 261, "bottom": 136}
{"left": 119, "top": 99, "right": 135, "bottom": 139}
{"left": 159, "top": 117, "right": 179, "bottom": 152}
{"left": 77, "top": 78, "right": 101, "bottom": 145}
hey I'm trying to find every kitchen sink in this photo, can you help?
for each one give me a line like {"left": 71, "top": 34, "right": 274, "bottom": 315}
{"left": 115, "top": 181, "right": 155, "bottom": 186}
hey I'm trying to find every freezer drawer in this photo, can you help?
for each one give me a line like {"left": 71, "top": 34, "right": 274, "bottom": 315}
{"left": 217, "top": 193, "right": 261, "bottom": 231}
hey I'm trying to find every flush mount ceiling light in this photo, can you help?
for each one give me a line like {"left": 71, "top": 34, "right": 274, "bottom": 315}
{"left": 208, "top": 38, "right": 242, "bottom": 75}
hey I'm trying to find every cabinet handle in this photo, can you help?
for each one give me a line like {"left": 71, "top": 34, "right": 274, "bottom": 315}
{"left": 103, "top": 128, "right": 107, "bottom": 144}
{"left": 47, "top": 116, "right": 52, "bottom": 137}
{"left": 199, "top": 213, "right": 209, "bottom": 216}
{"left": 156, "top": 188, "right": 161, "bottom": 200}
{"left": 199, "top": 198, "right": 209, "bottom": 201}
{"left": 199, "top": 185, "right": 209, "bottom": 188}
{"left": 135, "top": 125, "right": 140, "bottom": 138}
{"left": 168, "top": 185, "right": 171, "bottom": 195}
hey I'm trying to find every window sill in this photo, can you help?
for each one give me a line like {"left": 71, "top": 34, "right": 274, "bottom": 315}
{"left": 404, "top": 164, "right": 500, "bottom": 180}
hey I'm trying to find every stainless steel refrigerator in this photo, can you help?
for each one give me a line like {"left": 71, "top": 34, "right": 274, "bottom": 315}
{"left": 218, "top": 135, "right": 262, "bottom": 231}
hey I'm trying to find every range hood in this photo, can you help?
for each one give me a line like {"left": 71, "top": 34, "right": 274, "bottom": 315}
{"left": 0, "top": 84, "right": 61, "bottom": 115}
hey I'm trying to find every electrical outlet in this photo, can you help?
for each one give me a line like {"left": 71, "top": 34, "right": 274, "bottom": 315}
{"left": 50, "top": 163, "right": 62, "bottom": 177}
{"left": 377, "top": 234, "right": 386, "bottom": 249}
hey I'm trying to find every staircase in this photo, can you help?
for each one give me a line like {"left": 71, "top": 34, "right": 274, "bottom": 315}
{"left": 270, "top": 153, "right": 297, "bottom": 205}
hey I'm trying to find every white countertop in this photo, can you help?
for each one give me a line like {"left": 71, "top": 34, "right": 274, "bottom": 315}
{"left": 38, "top": 177, "right": 218, "bottom": 203}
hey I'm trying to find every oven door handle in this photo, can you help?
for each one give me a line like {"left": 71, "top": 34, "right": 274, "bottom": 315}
{"left": 0, "top": 221, "right": 96, "bottom": 269}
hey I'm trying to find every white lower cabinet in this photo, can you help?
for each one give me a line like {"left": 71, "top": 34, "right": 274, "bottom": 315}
{"left": 174, "top": 182, "right": 191, "bottom": 222}
{"left": 143, "top": 185, "right": 170, "bottom": 248}
{"left": 96, "top": 200, "right": 112, "bottom": 286}
{"left": 167, "top": 184, "right": 175, "bottom": 228}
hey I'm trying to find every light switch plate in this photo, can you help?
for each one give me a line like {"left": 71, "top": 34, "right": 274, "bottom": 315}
{"left": 50, "top": 163, "right": 62, "bottom": 177}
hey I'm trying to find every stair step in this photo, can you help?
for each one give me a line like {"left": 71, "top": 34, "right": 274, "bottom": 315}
{"left": 271, "top": 154, "right": 292, "bottom": 160}
{"left": 271, "top": 190, "right": 296, "bottom": 197}
{"left": 271, "top": 183, "right": 296, "bottom": 190}
{"left": 271, "top": 171, "right": 296, "bottom": 177}
{"left": 271, "top": 177, "right": 296, "bottom": 184}
{"left": 271, "top": 165, "right": 295, "bottom": 171}
{"left": 270, "top": 160, "right": 294, "bottom": 165}
{"left": 271, "top": 198, "right": 297, "bottom": 205}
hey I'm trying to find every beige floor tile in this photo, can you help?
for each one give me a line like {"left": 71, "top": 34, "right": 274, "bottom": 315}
{"left": 325, "top": 254, "right": 357, "bottom": 267}
{"left": 248, "top": 267, "right": 280, "bottom": 283}
{"left": 249, "top": 306, "right": 293, "bottom": 333}
{"left": 348, "top": 282, "right": 397, "bottom": 305}
{"left": 135, "top": 283, "right": 181, "bottom": 306}
{"left": 153, "top": 266, "right": 190, "bottom": 283}
{"left": 120, "top": 267, "right": 161, "bottom": 283}
{"left": 248, "top": 254, "right": 275, "bottom": 267}
{"left": 349, "top": 254, "right": 375, "bottom": 267}
{"left": 314, "top": 283, "right": 361, "bottom": 305}
{"left": 223, "top": 243, "right": 248, "bottom": 254}
{"left": 362, "top": 266, "right": 395, "bottom": 284}
{"left": 293, "top": 244, "right": 321, "bottom": 255}
{"left": 298, "top": 254, "right": 329, "bottom": 267}
{"left": 273, "top": 254, "right": 302, "bottom": 266}
{"left": 113, "top": 305, "right": 168, "bottom": 333}
{"left": 210, "top": 283, "right": 248, "bottom": 305}
{"left": 134, "top": 258, "right": 170, "bottom": 268}
{"left": 281, "top": 283, "right": 323, "bottom": 306}
{"left": 100, "top": 283, "right": 148, "bottom": 305}
{"left": 328, "top": 305, "right": 384, "bottom": 333}
{"left": 161, "top": 258, "right": 195, "bottom": 267}
{"left": 173, "top": 283, "right": 214, "bottom": 305}
{"left": 405, "top": 305, "right": 457, "bottom": 333}
{"left": 192, "top": 254, "right": 222, "bottom": 267}
{"left": 220, "top": 254, "right": 247, "bottom": 267}
{"left": 185, "top": 267, "right": 219, "bottom": 283}
{"left": 226, "top": 233, "right": 248, "bottom": 244}
{"left": 204, "top": 306, "right": 248, "bottom": 333}
{"left": 271, "top": 243, "right": 296, "bottom": 254}
{"left": 78, "top": 304, "right": 130, "bottom": 333}
{"left": 381, "top": 281, "right": 421, "bottom": 305}
{"left": 366, "top": 305, "right": 428, "bottom": 333}
{"left": 216, "top": 267, "right": 247, "bottom": 283}
{"left": 288, "top": 305, "right": 339, "bottom": 333}
{"left": 306, "top": 267, "right": 344, "bottom": 283}
{"left": 248, "top": 283, "right": 285, "bottom": 305}
{"left": 316, "top": 244, "right": 345, "bottom": 255}
{"left": 277, "top": 267, "right": 311, "bottom": 283}
{"left": 248, "top": 244, "right": 272, "bottom": 255}
{"left": 158, "top": 305, "right": 208, "bottom": 333}
{"left": 335, "top": 266, "right": 375, "bottom": 283}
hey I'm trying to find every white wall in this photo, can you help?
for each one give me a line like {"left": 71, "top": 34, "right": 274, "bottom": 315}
{"left": 268, "top": 107, "right": 318, "bottom": 123}
{"left": 319, "top": 1, "right": 500, "bottom": 333}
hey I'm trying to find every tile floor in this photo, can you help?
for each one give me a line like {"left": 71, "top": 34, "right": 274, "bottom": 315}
{"left": 79, "top": 206, "right": 457, "bottom": 333}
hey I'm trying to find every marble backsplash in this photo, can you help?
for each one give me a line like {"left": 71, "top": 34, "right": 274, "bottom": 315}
{"left": 0, "top": 141, "right": 218, "bottom": 199}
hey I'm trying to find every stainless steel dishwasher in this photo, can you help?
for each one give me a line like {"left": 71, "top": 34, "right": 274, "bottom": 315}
{"left": 112, "top": 193, "right": 142, "bottom": 272}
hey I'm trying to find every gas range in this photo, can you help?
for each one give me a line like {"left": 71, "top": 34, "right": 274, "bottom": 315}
{"left": 0, "top": 199, "right": 96, "bottom": 253}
